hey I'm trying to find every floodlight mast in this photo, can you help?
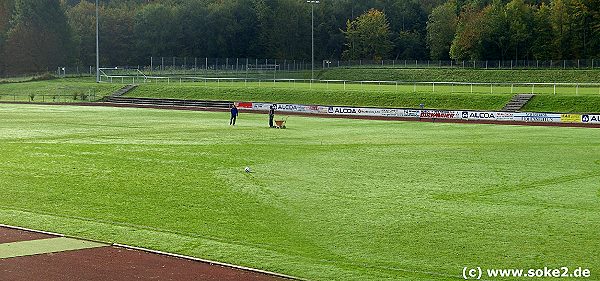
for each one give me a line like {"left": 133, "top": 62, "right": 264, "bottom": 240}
{"left": 307, "top": 1, "right": 320, "bottom": 82}
{"left": 95, "top": 0, "right": 100, "bottom": 83}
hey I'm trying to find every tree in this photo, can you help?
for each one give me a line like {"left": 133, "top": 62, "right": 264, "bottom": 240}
{"left": 342, "top": 8, "right": 393, "bottom": 61}
{"left": 480, "top": 0, "right": 510, "bottom": 60}
{"left": 0, "top": 0, "right": 15, "bottom": 76}
{"left": 584, "top": 0, "right": 600, "bottom": 58}
{"left": 100, "top": 5, "right": 136, "bottom": 65}
{"left": 133, "top": 3, "right": 179, "bottom": 62}
{"left": 385, "top": 0, "right": 429, "bottom": 59}
{"left": 505, "top": 0, "right": 535, "bottom": 60}
{"left": 3, "top": 0, "right": 75, "bottom": 74}
{"left": 450, "top": 5, "right": 486, "bottom": 60}
{"left": 426, "top": 0, "right": 458, "bottom": 60}
{"left": 531, "top": 3, "right": 555, "bottom": 59}
{"left": 451, "top": 0, "right": 512, "bottom": 61}
{"left": 267, "top": 0, "right": 311, "bottom": 59}
{"left": 67, "top": 0, "right": 96, "bottom": 66}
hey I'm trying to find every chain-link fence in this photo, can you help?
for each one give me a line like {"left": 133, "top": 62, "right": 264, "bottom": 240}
{"left": 0, "top": 93, "right": 98, "bottom": 103}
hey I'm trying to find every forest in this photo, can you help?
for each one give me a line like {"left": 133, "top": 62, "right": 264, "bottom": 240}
{"left": 0, "top": 0, "right": 598, "bottom": 75}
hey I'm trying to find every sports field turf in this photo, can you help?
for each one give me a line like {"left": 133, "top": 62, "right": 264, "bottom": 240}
{"left": 0, "top": 104, "right": 599, "bottom": 280}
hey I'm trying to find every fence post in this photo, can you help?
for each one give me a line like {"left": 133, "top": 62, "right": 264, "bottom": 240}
{"left": 554, "top": 84, "right": 556, "bottom": 95}
{"left": 511, "top": 84, "right": 514, "bottom": 94}
{"left": 576, "top": 83, "right": 579, "bottom": 96}
{"left": 531, "top": 84, "right": 534, "bottom": 94}
{"left": 471, "top": 84, "right": 473, "bottom": 93}
{"left": 432, "top": 82, "right": 435, "bottom": 92}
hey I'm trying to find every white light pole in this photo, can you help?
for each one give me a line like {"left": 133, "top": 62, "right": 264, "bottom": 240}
{"left": 95, "top": 0, "right": 100, "bottom": 83}
{"left": 307, "top": 1, "right": 319, "bottom": 82}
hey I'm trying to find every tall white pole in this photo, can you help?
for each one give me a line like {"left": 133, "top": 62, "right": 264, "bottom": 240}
{"left": 96, "top": 0, "right": 100, "bottom": 83}
{"left": 307, "top": 1, "right": 319, "bottom": 82}
{"left": 311, "top": 3, "right": 314, "bottom": 81}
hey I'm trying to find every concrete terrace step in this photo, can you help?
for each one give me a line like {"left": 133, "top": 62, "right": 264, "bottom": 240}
{"left": 502, "top": 94, "right": 534, "bottom": 112}
{"left": 106, "top": 97, "right": 233, "bottom": 109}
{"left": 101, "top": 85, "right": 138, "bottom": 101}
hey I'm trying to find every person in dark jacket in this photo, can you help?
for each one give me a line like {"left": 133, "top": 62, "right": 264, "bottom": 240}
{"left": 230, "top": 104, "right": 238, "bottom": 126}
{"left": 269, "top": 104, "right": 276, "bottom": 128}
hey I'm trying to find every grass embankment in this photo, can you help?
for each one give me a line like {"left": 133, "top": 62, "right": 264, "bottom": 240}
{"left": 129, "top": 83, "right": 511, "bottom": 111}
{"left": 0, "top": 77, "right": 122, "bottom": 102}
{"left": 3, "top": 68, "right": 600, "bottom": 112}
{"left": 128, "top": 82, "right": 600, "bottom": 112}
{"left": 0, "top": 104, "right": 598, "bottom": 281}
{"left": 318, "top": 68, "right": 600, "bottom": 83}
{"left": 128, "top": 68, "right": 600, "bottom": 112}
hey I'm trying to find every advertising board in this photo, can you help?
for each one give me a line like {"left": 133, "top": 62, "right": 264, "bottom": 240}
{"left": 241, "top": 102, "right": 591, "bottom": 125}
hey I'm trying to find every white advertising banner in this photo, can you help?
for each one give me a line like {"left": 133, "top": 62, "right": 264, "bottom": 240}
{"left": 581, "top": 114, "right": 600, "bottom": 124}
{"left": 242, "top": 102, "right": 591, "bottom": 125}
{"left": 513, "top": 112, "right": 562, "bottom": 123}
{"left": 419, "top": 110, "right": 460, "bottom": 119}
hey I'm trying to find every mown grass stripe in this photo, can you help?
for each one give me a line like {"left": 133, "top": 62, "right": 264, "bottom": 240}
{"left": 0, "top": 237, "right": 106, "bottom": 259}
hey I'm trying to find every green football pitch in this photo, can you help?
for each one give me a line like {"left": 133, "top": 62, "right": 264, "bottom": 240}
{"left": 0, "top": 104, "right": 598, "bottom": 280}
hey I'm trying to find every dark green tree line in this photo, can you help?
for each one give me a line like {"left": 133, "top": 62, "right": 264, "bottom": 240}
{"left": 1, "top": 0, "right": 74, "bottom": 75}
{"left": 446, "top": 0, "right": 600, "bottom": 60}
{"left": 1, "top": 0, "right": 600, "bottom": 76}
